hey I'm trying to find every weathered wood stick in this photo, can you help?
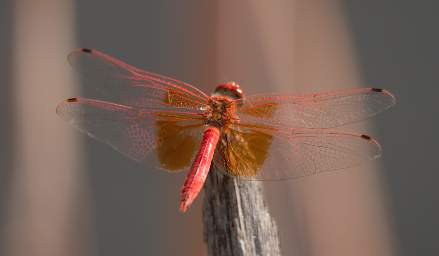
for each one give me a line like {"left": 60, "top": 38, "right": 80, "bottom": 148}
{"left": 202, "top": 168, "right": 282, "bottom": 256}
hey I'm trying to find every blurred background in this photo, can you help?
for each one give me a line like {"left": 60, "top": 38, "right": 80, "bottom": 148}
{"left": 0, "top": 0, "right": 437, "bottom": 255}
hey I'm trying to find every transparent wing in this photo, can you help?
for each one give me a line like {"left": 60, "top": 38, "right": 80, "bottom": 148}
{"left": 236, "top": 88, "right": 395, "bottom": 129}
{"left": 57, "top": 97, "right": 206, "bottom": 172}
{"left": 213, "top": 124, "right": 381, "bottom": 180}
{"left": 68, "top": 48, "right": 210, "bottom": 113}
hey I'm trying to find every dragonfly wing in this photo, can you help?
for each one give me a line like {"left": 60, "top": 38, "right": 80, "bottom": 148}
{"left": 68, "top": 48, "right": 210, "bottom": 112}
{"left": 57, "top": 98, "right": 206, "bottom": 172}
{"left": 213, "top": 125, "right": 381, "bottom": 180}
{"left": 237, "top": 88, "right": 395, "bottom": 128}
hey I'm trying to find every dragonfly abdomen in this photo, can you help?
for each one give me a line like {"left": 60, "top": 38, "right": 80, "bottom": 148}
{"left": 179, "top": 126, "right": 220, "bottom": 212}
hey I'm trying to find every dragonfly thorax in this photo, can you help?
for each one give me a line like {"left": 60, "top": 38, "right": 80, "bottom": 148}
{"left": 206, "top": 96, "right": 238, "bottom": 127}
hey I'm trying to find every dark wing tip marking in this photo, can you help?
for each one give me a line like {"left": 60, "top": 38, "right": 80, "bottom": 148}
{"left": 360, "top": 134, "right": 372, "bottom": 140}
{"left": 371, "top": 88, "right": 397, "bottom": 107}
{"left": 81, "top": 48, "right": 93, "bottom": 53}
{"left": 67, "top": 97, "right": 78, "bottom": 102}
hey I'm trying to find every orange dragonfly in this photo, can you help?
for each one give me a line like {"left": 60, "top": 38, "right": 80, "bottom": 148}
{"left": 57, "top": 49, "right": 395, "bottom": 212}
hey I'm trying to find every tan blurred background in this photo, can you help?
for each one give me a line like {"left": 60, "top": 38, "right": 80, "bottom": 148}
{"left": 0, "top": 0, "right": 437, "bottom": 256}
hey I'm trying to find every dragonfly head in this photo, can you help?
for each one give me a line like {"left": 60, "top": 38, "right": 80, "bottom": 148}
{"left": 213, "top": 82, "right": 244, "bottom": 100}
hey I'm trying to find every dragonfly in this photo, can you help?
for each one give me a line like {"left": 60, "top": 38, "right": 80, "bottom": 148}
{"left": 57, "top": 48, "right": 395, "bottom": 212}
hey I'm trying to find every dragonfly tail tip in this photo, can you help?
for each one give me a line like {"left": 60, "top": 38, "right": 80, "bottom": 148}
{"left": 179, "top": 202, "right": 188, "bottom": 213}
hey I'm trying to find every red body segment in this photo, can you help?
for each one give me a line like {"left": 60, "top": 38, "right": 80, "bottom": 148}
{"left": 179, "top": 126, "right": 220, "bottom": 212}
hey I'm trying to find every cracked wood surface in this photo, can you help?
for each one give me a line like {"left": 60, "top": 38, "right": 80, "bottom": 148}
{"left": 203, "top": 168, "right": 281, "bottom": 256}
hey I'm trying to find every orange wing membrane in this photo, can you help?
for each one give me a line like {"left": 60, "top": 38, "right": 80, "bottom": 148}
{"left": 57, "top": 97, "right": 205, "bottom": 172}
{"left": 214, "top": 125, "right": 382, "bottom": 180}
{"left": 215, "top": 127, "right": 273, "bottom": 177}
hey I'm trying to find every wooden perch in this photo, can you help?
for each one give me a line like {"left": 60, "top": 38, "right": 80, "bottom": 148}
{"left": 203, "top": 167, "right": 282, "bottom": 256}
